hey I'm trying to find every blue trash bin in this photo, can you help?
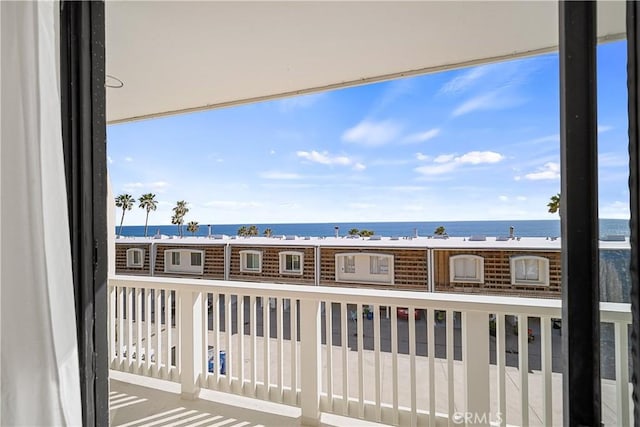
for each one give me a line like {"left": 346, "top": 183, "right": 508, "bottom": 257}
{"left": 207, "top": 349, "right": 227, "bottom": 375}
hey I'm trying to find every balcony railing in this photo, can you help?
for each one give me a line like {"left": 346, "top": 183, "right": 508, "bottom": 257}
{"left": 109, "top": 276, "right": 631, "bottom": 426}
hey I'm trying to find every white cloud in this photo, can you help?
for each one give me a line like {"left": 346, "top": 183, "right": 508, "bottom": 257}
{"left": 342, "top": 120, "right": 402, "bottom": 146}
{"left": 122, "top": 181, "right": 168, "bottom": 193}
{"left": 434, "top": 154, "right": 455, "bottom": 163}
{"left": 516, "top": 196, "right": 527, "bottom": 201}
{"left": 457, "top": 151, "right": 504, "bottom": 165}
{"left": 524, "top": 162, "right": 560, "bottom": 180}
{"left": 269, "top": 149, "right": 276, "bottom": 155}
{"left": 124, "top": 156, "right": 133, "bottom": 162}
{"left": 414, "top": 150, "right": 505, "bottom": 176}
{"left": 451, "top": 91, "right": 523, "bottom": 117}
{"left": 598, "top": 125, "right": 613, "bottom": 133}
{"left": 403, "top": 128, "right": 441, "bottom": 143}
{"left": 440, "top": 66, "right": 490, "bottom": 94}
{"left": 296, "top": 150, "right": 364, "bottom": 171}
{"left": 108, "top": 156, "right": 114, "bottom": 164}
{"left": 499, "top": 195, "right": 509, "bottom": 201}
{"left": 415, "top": 153, "right": 430, "bottom": 161}
{"left": 259, "top": 171, "right": 302, "bottom": 180}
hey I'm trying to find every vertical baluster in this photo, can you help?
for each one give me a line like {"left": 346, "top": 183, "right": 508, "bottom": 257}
{"left": 155, "top": 289, "right": 162, "bottom": 378}
{"left": 263, "top": 296, "right": 271, "bottom": 400}
{"left": 109, "top": 285, "right": 116, "bottom": 367}
{"left": 212, "top": 292, "right": 220, "bottom": 389}
{"left": 517, "top": 314, "right": 529, "bottom": 426}
{"left": 238, "top": 294, "right": 245, "bottom": 393}
{"left": 277, "top": 297, "right": 284, "bottom": 402}
{"left": 250, "top": 295, "right": 257, "bottom": 397}
{"left": 135, "top": 288, "right": 143, "bottom": 373}
{"left": 541, "top": 317, "right": 553, "bottom": 426}
{"left": 615, "top": 321, "right": 630, "bottom": 427}
{"left": 341, "top": 302, "right": 349, "bottom": 415}
{"left": 225, "top": 293, "right": 232, "bottom": 390}
{"left": 447, "top": 310, "right": 455, "bottom": 426}
{"left": 357, "top": 304, "right": 364, "bottom": 419}
{"left": 325, "top": 301, "right": 334, "bottom": 411}
{"left": 165, "top": 290, "right": 172, "bottom": 380}
{"left": 145, "top": 289, "right": 152, "bottom": 375}
{"left": 409, "top": 307, "right": 417, "bottom": 427}
{"left": 201, "top": 292, "right": 209, "bottom": 387}
{"left": 391, "top": 305, "right": 398, "bottom": 425}
{"left": 427, "top": 308, "right": 435, "bottom": 427}
{"left": 126, "top": 287, "right": 133, "bottom": 372}
{"left": 496, "top": 314, "right": 506, "bottom": 427}
{"left": 373, "top": 303, "right": 381, "bottom": 422}
{"left": 290, "top": 298, "right": 298, "bottom": 404}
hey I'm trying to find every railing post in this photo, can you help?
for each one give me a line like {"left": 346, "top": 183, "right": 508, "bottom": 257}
{"left": 462, "top": 311, "right": 490, "bottom": 426}
{"left": 180, "top": 289, "right": 203, "bottom": 400}
{"left": 299, "top": 298, "right": 321, "bottom": 426}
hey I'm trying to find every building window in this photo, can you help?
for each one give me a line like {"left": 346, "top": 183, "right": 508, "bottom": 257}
{"left": 370, "top": 256, "right": 389, "bottom": 274}
{"left": 191, "top": 252, "right": 202, "bottom": 266}
{"left": 510, "top": 255, "right": 549, "bottom": 286}
{"left": 279, "top": 251, "right": 303, "bottom": 274}
{"left": 449, "top": 255, "right": 484, "bottom": 283}
{"left": 335, "top": 252, "right": 393, "bottom": 284}
{"left": 344, "top": 255, "right": 355, "bottom": 273}
{"left": 164, "top": 249, "right": 204, "bottom": 275}
{"left": 126, "top": 248, "right": 144, "bottom": 268}
{"left": 240, "top": 250, "right": 262, "bottom": 273}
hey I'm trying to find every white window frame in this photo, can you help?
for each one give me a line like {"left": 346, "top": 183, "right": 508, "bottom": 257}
{"left": 335, "top": 252, "right": 394, "bottom": 285}
{"left": 369, "top": 255, "right": 390, "bottom": 275}
{"left": 510, "top": 255, "right": 549, "bottom": 286}
{"left": 126, "top": 248, "right": 144, "bottom": 268}
{"left": 240, "top": 250, "right": 262, "bottom": 273}
{"left": 279, "top": 251, "right": 304, "bottom": 275}
{"left": 164, "top": 249, "right": 205, "bottom": 275}
{"left": 449, "top": 254, "right": 484, "bottom": 283}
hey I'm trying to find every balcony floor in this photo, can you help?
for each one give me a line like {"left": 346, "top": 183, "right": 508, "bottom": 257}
{"left": 109, "top": 372, "right": 391, "bottom": 427}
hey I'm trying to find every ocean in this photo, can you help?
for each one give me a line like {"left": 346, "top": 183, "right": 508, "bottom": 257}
{"left": 118, "top": 219, "right": 629, "bottom": 238}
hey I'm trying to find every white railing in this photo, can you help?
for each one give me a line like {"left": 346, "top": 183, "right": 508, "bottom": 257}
{"left": 109, "top": 275, "right": 631, "bottom": 426}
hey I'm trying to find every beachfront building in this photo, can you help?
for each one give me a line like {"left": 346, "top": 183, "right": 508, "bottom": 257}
{"left": 114, "top": 235, "right": 630, "bottom": 301}
{"left": 3, "top": 2, "right": 635, "bottom": 427}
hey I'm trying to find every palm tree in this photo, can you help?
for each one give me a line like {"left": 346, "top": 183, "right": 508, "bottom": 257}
{"left": 263, "top": 228, "right": 273, "bottom": 237}
{"left": 248, "top": 225, "right": 259, "bottom": 236}
{"left": 187, "top": 221, "right": 199, "bottom": 236}
{"left": 359, "top": 229, "right": 374, "bottom": 237}
{"left": 434, "top": 225, "right": 446, "bottom": 236}
{"left": 548, "top": 193, "right": 561, "bottom": 215}
{"left": 138, "top": 193, "right": 157, "bottom": 237}
{"left": 115, "top": 193, "right": 134, "bottom": 236}
{"left": 172, "top": 200, "right": 189, "bottom": 237}
{"left": 348, "top": 228, "right": 360, "bottom": 236}
{"left": 237, "top": 226, "right": 247, "bottom": 236}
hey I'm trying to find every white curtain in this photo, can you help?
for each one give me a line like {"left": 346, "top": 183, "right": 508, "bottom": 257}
{"left": 1, "top": 1, "right": 82, "bottom": 425}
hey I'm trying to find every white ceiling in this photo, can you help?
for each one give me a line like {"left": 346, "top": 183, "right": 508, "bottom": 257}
{"left": 105, "top": 1, "right": 625, "bottom": 124}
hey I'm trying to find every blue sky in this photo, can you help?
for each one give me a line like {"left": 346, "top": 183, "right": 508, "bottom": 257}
{"left": 108, "top": 40, "right": 629, "bottom": 226}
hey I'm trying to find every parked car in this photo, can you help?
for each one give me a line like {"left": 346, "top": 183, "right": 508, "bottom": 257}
{"left": 397, "top": 307, "right": 423, "bottom": 320}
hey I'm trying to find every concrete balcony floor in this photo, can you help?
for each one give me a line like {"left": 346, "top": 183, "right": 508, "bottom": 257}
{"left": 109, "top": 373, "right": 390, "bottom": 427}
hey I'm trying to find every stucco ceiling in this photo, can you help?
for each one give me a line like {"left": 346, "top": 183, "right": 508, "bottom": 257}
{"left": 105, "top": 1, "right": 625, "bottom": 124}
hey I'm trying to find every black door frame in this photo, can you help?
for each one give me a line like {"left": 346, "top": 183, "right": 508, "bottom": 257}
{"left": 58, "top": 1, "right": 637, "bottom": 425}
{"left": 59, "top": 1, "right": 109, "bottom": 426}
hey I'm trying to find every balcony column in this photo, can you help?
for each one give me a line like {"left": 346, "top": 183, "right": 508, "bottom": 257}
{"left": 179, "top": 289, "right": 203, "bottom": 400}
{"left": 299, "top": 298, "right": 321, "bottom": 426}
{"left": 462, "top": 311, "right": 490, "bottom": 426}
